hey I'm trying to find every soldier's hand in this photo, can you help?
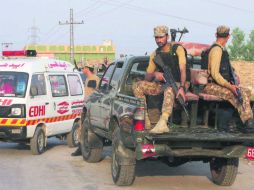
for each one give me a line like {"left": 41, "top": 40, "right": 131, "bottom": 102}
{"left": 154, "top": 72, "right": 166, "bottom": 82}
{"left": 229, "top": 84, "right": 238, "bottom": 96}
{"left": 177, "top": 87, "right": 186, "bottom": 102}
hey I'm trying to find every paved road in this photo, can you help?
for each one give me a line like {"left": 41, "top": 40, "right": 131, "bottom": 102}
{"left": 0, "top": 138, "right": 254, "bottom": 190}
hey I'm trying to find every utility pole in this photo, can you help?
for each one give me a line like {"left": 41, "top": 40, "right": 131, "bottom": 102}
{"left": 59, "top": 8, "right": 84, "bottom": 64}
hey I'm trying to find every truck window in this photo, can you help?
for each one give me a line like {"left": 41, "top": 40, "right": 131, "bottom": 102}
{"left": 121, "top": 61, "right": 148, "bottom": 96}
{"left": 31, "top": 74, "right": 47, "bottom": 96}
{"left": 110, "top": 62, "right": 124, "bottom": 89}
{"left": 67, "top": 74, "right": 83, "bottom": 96}
{"left": 49, "top": 75, "right": 68, "bottom": 97}
{"left": 100, "top": 63, "right": 115, "bottom": 89}
{"left": 0, "top": 72, "right": 28, "bottom": 98}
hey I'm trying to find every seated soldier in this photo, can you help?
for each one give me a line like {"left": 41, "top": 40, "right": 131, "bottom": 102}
{"left": 202, "top": 25, "right": 254, "bottom": 132}
{"left": 132, "top": 25, "right": 187, "bottom": 134}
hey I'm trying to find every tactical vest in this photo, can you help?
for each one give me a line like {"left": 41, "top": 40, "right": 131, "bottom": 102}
{"left": 155, "top": 44, "right": 181, "bottom": 82}
{"left": 210, "top": 44, "right": 232, "bottom": 82}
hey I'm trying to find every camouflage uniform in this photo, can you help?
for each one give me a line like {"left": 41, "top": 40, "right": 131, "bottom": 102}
{"left": 132, "top": 25, "right": 186, "bottom": 134}
{"left": 203, "top": 83, "right": 253, "bottom": 123}
{"left": 204, "top": 25, "right": 253, "bottom": 124}
{"left": 132, "top": 81, "right": 174, "bottom": 117}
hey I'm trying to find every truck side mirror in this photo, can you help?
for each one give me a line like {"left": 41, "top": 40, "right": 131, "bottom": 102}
{"left": 30, "top": 85, "right": 38, "bottom": 96}
{"left": 87, "top": 80, "right": 97, "bottom": 88}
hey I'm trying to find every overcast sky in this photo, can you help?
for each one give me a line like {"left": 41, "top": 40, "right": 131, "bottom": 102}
{"left": 0, "top": 0, "right": 253, "bottom": 57}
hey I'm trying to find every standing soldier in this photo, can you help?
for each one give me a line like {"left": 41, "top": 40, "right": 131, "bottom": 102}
{"left": 203, "top": 25, "right": 254, "bottom": 132}
{"left": 132, "top": 25, "right": 187, "bottom": 134}
{"left": 71, "top": 65, "right": 100, "bottom": 156}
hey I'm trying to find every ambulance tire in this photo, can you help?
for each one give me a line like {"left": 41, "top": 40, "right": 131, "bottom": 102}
{"left": 30, "top": 127, "right": 46, "bottom": 155}
{"left": 67, "top": 122, "right": 80, "bottom": 148}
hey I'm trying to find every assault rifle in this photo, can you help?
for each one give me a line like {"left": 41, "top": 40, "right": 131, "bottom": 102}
{"left": 153, "top": 55, "right": 190, "bottom": 121}
{"left": 170, "top": 27, "right": 189, "bottom": 42}
{"left": 229, "top": 64, "right": 243, "bottom": 106}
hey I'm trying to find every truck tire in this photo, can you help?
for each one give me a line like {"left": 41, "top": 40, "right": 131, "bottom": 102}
{"left": 67, "top": 121, "right": 80, "bottom": 147}
{"left": 210, "top": 157, "right": 239, "bottom": 186}
{"left": 111, "top": 127, "right": 136, "bottom": 186}
{"left": 30, "top": 127, "right": 46, "bottom": 155}
{"left": 80, "top": 116, "right": 103, "bottom": 163}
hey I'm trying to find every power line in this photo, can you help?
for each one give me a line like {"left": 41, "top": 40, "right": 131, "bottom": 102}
{"left": 82, "top": 0, "right": 217, "bottom": 27}
{"left": 204, "top": 0, "right": 254, "bottom": 14}
{"left": 59, "top": 8, "right": 84, "bottom": 64}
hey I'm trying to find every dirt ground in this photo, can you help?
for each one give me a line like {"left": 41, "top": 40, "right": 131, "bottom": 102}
{"left": 0, "top": 138, "right": 254, "bottom": 190}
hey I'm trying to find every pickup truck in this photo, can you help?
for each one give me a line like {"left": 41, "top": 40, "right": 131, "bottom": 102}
{"left": 80, "top": 55, "right": 254, "bottom": 186}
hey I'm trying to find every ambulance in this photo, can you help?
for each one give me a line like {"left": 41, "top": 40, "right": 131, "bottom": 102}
{"left": 0, "top": 50, "right": 84, "bottom": 154}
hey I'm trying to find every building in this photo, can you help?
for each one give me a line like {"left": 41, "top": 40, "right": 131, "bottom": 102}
{"left": 24, "top": 40, "right": 115, "bottom": 67}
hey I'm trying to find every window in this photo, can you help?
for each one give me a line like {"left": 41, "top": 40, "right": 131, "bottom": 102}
{"left": 0, "top": 72, "right": 28, "bottom": 97}
{"left": 67, "top": 74, "right": 83, "bottom": 96}
{"left": 49, "top": 75, "right": 68, "bottom": 97}
{"left": 31, "top": 74, "right": 47, "bottom": 96}
{"left": 100, "top": 63, "right": 115, "bottom": 89}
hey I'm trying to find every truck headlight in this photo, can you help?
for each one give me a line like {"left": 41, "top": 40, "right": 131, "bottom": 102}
{"left": 10, "top": 108, "right": 22, "bottom": 116}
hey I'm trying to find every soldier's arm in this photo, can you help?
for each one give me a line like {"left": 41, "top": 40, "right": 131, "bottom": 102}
{"left": 176, "top": 46, "right": 186, "bottom": 87}
{"left": 209, "top": 47, "right": 231, "bottom": 88}
{"left": 145, "top": 52, "right": 157, "bottom": 81}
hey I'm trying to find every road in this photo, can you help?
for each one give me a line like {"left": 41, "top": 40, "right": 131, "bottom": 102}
{"left": 0, "top": 138, "right": 254, "bottom": 190}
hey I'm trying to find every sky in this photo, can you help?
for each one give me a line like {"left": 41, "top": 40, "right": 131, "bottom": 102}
{"left": 0, "top": 0, "right": 253, "bottom": 57}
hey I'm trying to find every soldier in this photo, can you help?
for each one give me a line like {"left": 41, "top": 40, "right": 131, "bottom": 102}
{"left": 132, "top": 25, "right": 187, "bottom": 134}
{"left": 71, "top": 65, "right": 100, "bottom": 156}
{"left": 203, "top": 25, "right": 254, "bottom": 132}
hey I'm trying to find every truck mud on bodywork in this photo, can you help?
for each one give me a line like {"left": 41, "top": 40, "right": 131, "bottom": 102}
{"left": 80, "top": 46, "right": 254, "bottom": 186}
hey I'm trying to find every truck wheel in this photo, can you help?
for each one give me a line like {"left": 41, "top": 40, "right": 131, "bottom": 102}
{"left": 80, "top": 117, "right": 103, "bottom": 163}
{"left": 30, "top": 127, "right": 46, "bottom": 155}
{"left": 67, "top": 121, "right": 80, "bottom": 147}
{"left": 210, "top": 157, "right": 239, "bottom": 186}
{"left": 111, "top": 127, "right": 136, "bottom": 186}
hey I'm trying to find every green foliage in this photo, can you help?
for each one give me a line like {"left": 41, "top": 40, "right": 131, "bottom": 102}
{"left": 228, "top": 28, "right": 254, "bottom": 61}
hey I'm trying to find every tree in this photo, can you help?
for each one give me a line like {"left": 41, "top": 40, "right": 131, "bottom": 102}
{"left": 245, "top": 30, "right": 254, "bottom": 61}
{"left": 228, "top": 27, "right": 246, "bottom": 60}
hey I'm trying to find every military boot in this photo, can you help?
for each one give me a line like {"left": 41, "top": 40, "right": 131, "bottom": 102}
{"left": 150, "top": 113, "right": 170, "bottom": 134}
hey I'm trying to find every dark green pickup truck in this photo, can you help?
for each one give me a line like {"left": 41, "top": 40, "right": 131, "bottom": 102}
{"left": 80, "top": 55, "right": 254, "bottom": 186}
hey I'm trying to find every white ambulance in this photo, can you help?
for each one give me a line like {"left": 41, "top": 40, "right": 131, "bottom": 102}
{"left": 0, "top": 50, "right": 84, "bottom": 154}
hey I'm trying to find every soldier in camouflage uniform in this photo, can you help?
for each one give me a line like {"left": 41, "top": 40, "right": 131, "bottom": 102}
{"left": 132, "top": 25, "right": 187, "bottom": 134}
{"left": 203, "top": 25, "right": 254, "bottom": 131}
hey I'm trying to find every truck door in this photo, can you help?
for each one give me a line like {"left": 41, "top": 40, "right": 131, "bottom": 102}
{"left": 89, "top": 64, "right": 115, "bottom": 128}
{"left": 98, "top": 62, "right": 124, "bottom": 130}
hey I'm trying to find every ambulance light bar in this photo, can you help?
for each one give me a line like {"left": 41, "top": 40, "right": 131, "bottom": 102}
{"left": 2, "top": 50, "right": 37, "bottom": 57}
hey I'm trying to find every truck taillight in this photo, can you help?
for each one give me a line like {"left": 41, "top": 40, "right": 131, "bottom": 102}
{"left": 134, "top": 107, "right": 145, "bottom": 131}
{"left": 134, "top": 120, "right": 145, "bottom": 131}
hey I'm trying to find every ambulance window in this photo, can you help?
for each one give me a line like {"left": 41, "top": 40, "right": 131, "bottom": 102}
{"left": 49, "top": 75, "right": 68, "bottom": 97}
{"left": 31, "top": 74, "right": 46, "bottom": 96}
{"left": 67, "top": 74, "right": 83, "bottom": 96}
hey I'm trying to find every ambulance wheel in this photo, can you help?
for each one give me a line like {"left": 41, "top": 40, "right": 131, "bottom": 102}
{"left": 30, "top": 127, "right": 46, "bottom": 155}
{"left": 67, "top": 121, "right": 80, "bottom": 148}
{"left": 210, "top": 157, "right": 239, "bottom": 186}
